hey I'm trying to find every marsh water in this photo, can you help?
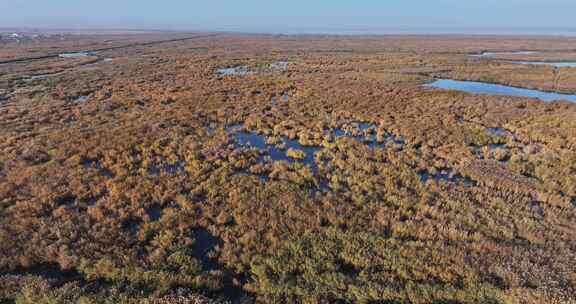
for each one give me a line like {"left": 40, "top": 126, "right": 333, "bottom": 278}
{"left": 271, "top": 92, "right": 289, "bottom": 105}
{"left": 419, "top": 170, "right": 472, "bottom": 185}
{"left": 227, "top": 124, "right": 476, "bottom": 187}
{"left": 486, "top": 127, "right": 513, "bottom": 138}
{"left": 71, "top": 95, "right": 90, "bottom": 104}
{"left": 270, "top": 60, "right": 289, "bottom": 71}
{"left": 233, "top": 131, "right": 321, "bottom": 171}
{"left": 59, "top": 52, "right": 94, "bottom": 58}
{"left": 216, "top": 65, "right": 252, "bottom": 76}
{"left": 228, "top": 123, "right": 405, "bottom": 175}
{"left": 468, "top": 51, "right": 576, "bottom": 68}
{"left": 510, "top": 61, "right": 576, "bottom": 68}
{"left": 469, "top": 51, "right": 539, "bottom": 57}
{"left": 217, "top": 61, "right": 288, "bottom": 76}
{"left": 427, "top": 79, "right": 576, "bottom": 103}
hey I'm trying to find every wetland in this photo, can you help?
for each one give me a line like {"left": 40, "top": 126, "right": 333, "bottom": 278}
{"left": 0, "top": 33, "right": 575, "bottom": 304}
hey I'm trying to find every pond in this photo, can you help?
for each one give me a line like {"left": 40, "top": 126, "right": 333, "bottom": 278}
{"left": 486, "top": 127, "right": 513, "bottom": 138}
{"left": 59, "top": 51, "right": 95, "bottom": 58}
{"left": 147, "top": 161, "right": 186, "bottom": 177}
{"left": 468, "top": 51, "right": 576, "bottom": 67}
{"left": 216, "top": 65, "right": 252, "bottom": 76}
{"left": 233, "top": 131, "right": 321, "bottom": 171}
{"left": 216, "top": 65, "right": 253, "bottom": 76}
{"left": 271, "top": 92, "right": 290, "bottom": 105}
{"left": 22, "top": 72, "right": 66, "bottom": 82}
{"left": 419, "top": 170, "right": 473, "bottom": 186}
{"left": 426, "top": 79, "right": 576, "bottom": 103}
{"left": 217, "top": 61, "right": 288, "bottom": 76}
{"left": 469, "top": 51, "right": 539, "bottom": 57}
{"left": 71, "top": 95, "right": 90, "bottom": 104}
{"left": 509, "top": 61, "right": 576, "bottom": 68}
{"left": 270, "top": 61, "right": 289, "bottom": 71}
{"left": 146, "top": 206, "right": 163, "bottom": 222}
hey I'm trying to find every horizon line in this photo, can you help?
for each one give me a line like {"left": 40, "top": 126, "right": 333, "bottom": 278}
{"left": 3, "top": 26, "right": 576, "bottom": 37}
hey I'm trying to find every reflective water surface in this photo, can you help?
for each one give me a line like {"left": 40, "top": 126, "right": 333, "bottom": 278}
{"left": 216, "top": 65, "right": 252, "bottom": 76}
{"left": 426, "top": 79, "right": 576, "bottom": 103}
{"left": 228, "top": 123, "right": 405, "bottom": 174}
{"left": 510, "top": 61, "right": 576, "bottom": 68}
{"left": 59, "top": 52, "right": 95, "bottom": 58}
{"left": 468, "top": 51, "right": 539, "bottom": 57}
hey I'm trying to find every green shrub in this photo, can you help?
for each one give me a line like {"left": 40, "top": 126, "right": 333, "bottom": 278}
{"left": 286, "top": 148, "right": 306, "bottom": 160}
{"left": 251, "top": 229, "right": 503, "bottom": 303}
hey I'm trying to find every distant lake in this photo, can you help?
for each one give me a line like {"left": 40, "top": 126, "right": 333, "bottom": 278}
{"left": 467, "top": 50, "right": 576, "bottom": 68}
{"left": 510, "top": 61, "right": 576, "bottom": 68}
{"left": 468, "top": 51, "right": 539, "bottom": 58}
{"left": 426, "top": 79, "right": 576, "bottom": 103}
{"left": 262, "top": 29, "right": 576, "bottom": 37}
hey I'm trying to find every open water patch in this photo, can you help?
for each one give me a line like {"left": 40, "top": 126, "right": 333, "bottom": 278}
{"left": 59, "top": 51, "right": 96, "bottom": 58}
{"left": 216, "top": 65, "right": 252, "bottom": 76}
{"left": 70, "top": 95, "right": 90, "bottom": 104}
{"left": 469, "top": 51, "right": 539, "bottom": 58}
{"left": 486, "top": 127, "right": 513, "bottom": 138}
{"left": 146, "top": 160, "right": 186, "bottom": 177}
{"left": 233, "top": 131, "right": 321, "bottom": 171}
{"left": 467, "top": 51, "right": 576, "bottom": 67}
{"left": 82, "top": 158, "right": 115, "bottom": 178}
{"left": 328, "top": 122, "right": 404, "bottom": 149}
{"left": 217, "top": 61, "right": 288, "bottom": 77}
{"left": 270, "top": 92, "right": 289, "bottom": 106}
{"left": 419, "top": 170, "right": 473, "bottom": 186}
{"left": 146, "top": 205, "right": 163, "bottom": 222}
{"left": 228, "top": 123, "right": 405, "bottom": 177}
{"left": 508, "top": 61, "right": 576, "bottom": 68}
{"left": 22, "top": 71, "right": 66, "bottom": 82}
{"left": 426, "top": 79, "right": 576, "bottom": 103}
{"left": 270, "top": 60, "right": 289, "bottom": 71}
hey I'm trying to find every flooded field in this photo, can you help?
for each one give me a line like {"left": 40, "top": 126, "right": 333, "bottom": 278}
{"left": 0, "top": 33, "right": 575, "bottom": 304}
{"left": 229, "top": 122, "right": 404, "bottom": 177}
{"left": 427, "top": 79, "right": 576, "bottom": 102}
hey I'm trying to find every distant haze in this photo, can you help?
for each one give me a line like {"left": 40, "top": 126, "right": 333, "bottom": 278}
{"left": 2, "top": 0, "right": 576, "bottom": 35}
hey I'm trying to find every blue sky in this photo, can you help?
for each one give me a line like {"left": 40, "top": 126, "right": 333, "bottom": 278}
{"left": 1, "top": 0, "right": 575, "bottom": 33}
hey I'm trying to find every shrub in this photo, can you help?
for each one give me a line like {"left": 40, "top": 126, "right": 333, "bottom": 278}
{"left": 286, "top": 148, "right": 306, "bottom": 160}
{"left": 250, "top": 229, "right": 503, "bottom": 303}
